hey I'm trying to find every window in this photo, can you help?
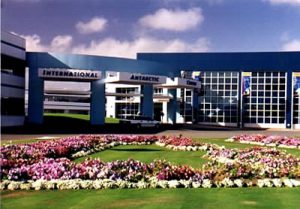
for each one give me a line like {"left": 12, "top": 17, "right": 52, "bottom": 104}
{"left": 180, "top": 89, "right": 193, "bottom": 122}
{"left": 115, "top": 103, "right": 139, "bottom": 119}
{"left": 294, "top": 73, "right": 300, "bottom": 125}
{"left": 244, "top": 72, "right": 286, "bottom": 124}
{"left": 198, "top": 71, "right": 239, "bottom": 124}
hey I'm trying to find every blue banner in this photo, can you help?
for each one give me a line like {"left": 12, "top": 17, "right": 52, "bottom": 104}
{"left": 294, "top": 76, "right": 300, "bottom": 96}
{"left": 242, "top": 75, "right": 251, "bottom": 96}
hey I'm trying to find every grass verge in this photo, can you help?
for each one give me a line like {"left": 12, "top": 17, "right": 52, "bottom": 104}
{"left": 2, "top": 188, "right": 300, "bottom": 209}
{"left": 44, "top": 113, "right": 119, "bottom": 124}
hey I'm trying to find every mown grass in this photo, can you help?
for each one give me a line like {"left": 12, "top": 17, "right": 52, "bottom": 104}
{"left": 74, "top": 145, "right": 208, "bottom": 169}
{"left": 2, "top": 188, "right": 300, "bottom": 209}
{"left": 44, "top": 113, "right": 119, "bottom": 124}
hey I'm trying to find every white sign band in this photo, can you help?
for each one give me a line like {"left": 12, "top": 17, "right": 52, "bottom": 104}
{"left": 38, "top": 68, "right": 101, "bottom": 80}
{"left": 106, "top": 71, "right": 167, "bottom": 84}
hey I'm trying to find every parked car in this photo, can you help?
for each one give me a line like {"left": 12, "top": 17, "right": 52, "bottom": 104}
{"left": 119, "top": 115, "right": 160, "bottom": 128}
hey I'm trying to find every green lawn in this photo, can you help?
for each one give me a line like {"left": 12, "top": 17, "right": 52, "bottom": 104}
{"left": 2, "top": 188, "right": 300, "bottom": 209}
{"left": 44, "top": 113, "right": 119, "bottom": 124}
{"left": 74, "top": 145, "right": 208, "bottom": 169}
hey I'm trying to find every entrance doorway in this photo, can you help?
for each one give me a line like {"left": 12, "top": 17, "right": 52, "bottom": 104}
{"left": 154, "top": 102, "right": 163, "bottom": 121}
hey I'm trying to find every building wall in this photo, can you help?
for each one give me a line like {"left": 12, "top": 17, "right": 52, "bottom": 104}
{"left": 1, "top": 31, "right": 26, "bottom": 127}
{"left": 138, "top": 52, "right": 300, "bottom": 128}
{"left": 24, "top": 51, "right": 300, "bottom": 129}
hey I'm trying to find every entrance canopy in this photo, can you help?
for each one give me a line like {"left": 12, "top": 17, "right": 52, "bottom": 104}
{"left": 105, "top": 71, "right": 167, "bottom": 85}
{"left": 156, "top": 77, "right": 201, "bottom": 89}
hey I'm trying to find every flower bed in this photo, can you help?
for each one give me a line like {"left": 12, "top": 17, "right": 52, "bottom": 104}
{"left": 155, "top": 135, "right": 217, "bottom": 151}
{"left": 1, "top": 135, "right": 300, "bottom": 190}
{"left": 205, "top": 147, "right": 300, "bottom": 178}
{"left": 226, "top": 134, "right": 300, "bottom": 149}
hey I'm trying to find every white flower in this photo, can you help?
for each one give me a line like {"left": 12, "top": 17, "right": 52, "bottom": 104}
{"left": 202, "top": 179, "right": 212, "bottom": 188}
{"left": 245, "top": 180, "right": 253, "bottom": 187}
{"left": 221, "top": 178, "right": 234, "bottom": 187}
{"left": 168, "top": 180, "right": 179, "bottom": 188}
{"left": 272, "top": 179, "right": 282, "bottom": 187}
{"left": 290, "top": 179, "right": 300, "bottom": 187}
{"left": 0, "top": 180, "right": 10, "bottom": 190}
{"left": 20, "top": 183, "right": 32, "bottom": 190}
{"left": 56, "top": 180, "right": 80, "bottom": 190}
{"left": 7, "top": 181, "right": 21, "bottom": 190}
{"left": 102, "top": 180, "right": 115, "bottom": 189}
{"left": 192, "top": 181, "right": 201, "bottom": 188}
{"left": 32, "top": 180, "right": 45, "bottom": 190}
{"left": 187, "top": 146, "right": 193, "bottom": 151}
{"left": 115, "top": 180, "right": 127, "bottom": 189}
{"left": 126, "top": 182, "right": 137, "bottom": 189}
{"left": 149, "top": 177, "right": 159, "bottom": 188}
{"left": 263, "top": 179, "right": 273, "bottom": 187}
{"left": 179, "top": 180, "right": 191, "bottom": 188}
{"left": 257, "top": 179, "right": 265, "bottom": 188}
{"left": 283, "top": 179, "right": 294, "bottom": 187}
{"left": 92, "top": 180, "right": 103, "bottom": 189}
{"left": 44, "top": 181, "right": 56, "bottom": 190}
{"left": 137, "top": 181, "right": 149, "bottom": 189}
{"left": 198, "top": 145, "right": 207, "bottom": 151}
{"left": 234, "top": 179, "right": 243, "bottom": 188}
{"left": 157, "top": 180, "right": 168, "bottom": 188}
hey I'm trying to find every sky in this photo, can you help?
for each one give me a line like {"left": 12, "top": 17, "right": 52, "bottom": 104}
{"left": 2, "top": 0, "right": 300, "bottom": 59}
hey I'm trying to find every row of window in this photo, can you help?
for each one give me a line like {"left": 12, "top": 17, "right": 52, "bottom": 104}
{"left": 44, "top": 95, "right": 90, "bottom": 103}
{"left": 116, "top": 87, "right": 139, "bottom": 94}
{"left": 294, "top": 96, "right": 300, "bottom": 124}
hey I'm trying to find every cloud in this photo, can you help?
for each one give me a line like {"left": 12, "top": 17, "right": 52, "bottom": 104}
{"left": 50, "top": 35, "right": 73, "bottom": 51}
{"left": 22, "top": 34, "right": 72, "bottom": 52}
{"left": 282, "top": 39, "right": 300, "bottom": 51}
{"left": 75, "top": 17, "right": 107, "bottom": 34}
{"left": 21, "top": 34, "right": 48, "bottom": 51}
{"left": 264, "top": 0, "right": 300, "bottom": 5}
{"left": 22, "top": 34, "right": 210, "bottom": 58}
{"left": 139, "top": 7, "right": 204, "bottom": 32}
{"left": 72, "top": 36, "right": 210, "bottom": 58}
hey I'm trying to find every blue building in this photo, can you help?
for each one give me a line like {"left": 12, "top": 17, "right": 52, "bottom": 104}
{"left": 23, "top": 51, "right": 300, "bottom": 129}
{"left": 137, "top": 52, "right": 300, "bottom": 129}
{"left": 2, "top": 32, "right": 300, "bottom": 129}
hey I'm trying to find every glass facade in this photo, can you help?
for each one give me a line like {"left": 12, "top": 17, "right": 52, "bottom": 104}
{"left": 198, "top": 72, "right": 239, "bottom": 124}
{"left": 116, "top": 87, "right": 139, "bottom": 101}
{"left": 115, "top": 103, "right": 139, "bottom": 118}
{"left": 180, "top": 88, "right": 193, "bottom": 122}
{"left": 294, "top": 93, "right": 300, "bottom": 125}
{"left": 244, "top": 72, "right": 286, "bottom": 125}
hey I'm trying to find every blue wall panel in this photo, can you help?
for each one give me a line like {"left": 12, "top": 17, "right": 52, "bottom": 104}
{"left": 137, "top": 52, "right": 300, "bottom": 71}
